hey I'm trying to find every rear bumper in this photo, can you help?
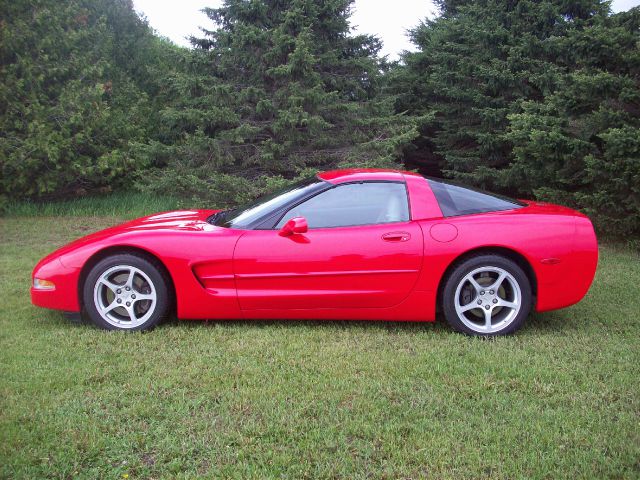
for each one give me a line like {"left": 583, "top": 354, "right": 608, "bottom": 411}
{"left": 536, "top": 216, "right": 598, "bottom": 312}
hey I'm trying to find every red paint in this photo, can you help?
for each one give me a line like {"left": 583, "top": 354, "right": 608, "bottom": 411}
{"left": 381, "top": 231, "right": 411, "bottom": 242}
{"left": 279, "top": 216, "right": 308, "bottom": 236}
{"left": 318, "top": 169, "right": 420, "bottom": 183}
{"left": 233, "top": 222, "right": 423, "bottom": 310}
{"left": 31, "top": 170, "right": 598, "bottom": 323}
{"left": 540, "top": 258, "right": 561, "bottom": 265}
{"left": 430, "top": 223, "right": 458, "bottom": 243}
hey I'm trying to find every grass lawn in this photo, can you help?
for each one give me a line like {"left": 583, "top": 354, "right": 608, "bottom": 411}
{"left": 1, "top": 212, "right": 639, "bottom": 479}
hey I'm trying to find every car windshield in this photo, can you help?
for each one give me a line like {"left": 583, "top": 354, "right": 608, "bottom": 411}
{"left": 209, "top": 177, "right": 326, "bottom": 229}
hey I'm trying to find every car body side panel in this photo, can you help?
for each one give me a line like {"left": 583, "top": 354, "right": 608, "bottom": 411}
{"left": 31, "top": 210, "right": 245, "bottom": 319}
{"left": 404, "top": 173, "right": 444, "bottom": 221}
{"left": 240, "top": 287, "right": 431, "bottom": 321}
{"left": 233, "top": 222, "right": 424, "bottom": 311}
{"left": 411, "top": 205, "right": 597, "bottom": 320}
{"left": 537, "top": 215, "right": 598, "bottom": 311}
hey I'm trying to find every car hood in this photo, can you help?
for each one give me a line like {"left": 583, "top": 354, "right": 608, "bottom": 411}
{"left": 116, "top": 209, "right": 220, "bottom": 231}
{"left": 36, "top": 210, "right": 221, "bottom": 267}
{"left": 76, "top": 209, "right": 221, "bottom": 241}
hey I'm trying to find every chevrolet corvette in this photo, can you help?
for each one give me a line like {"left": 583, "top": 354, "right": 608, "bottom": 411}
{"left": 31, "top": 169, "right": 598, "bottom": 336}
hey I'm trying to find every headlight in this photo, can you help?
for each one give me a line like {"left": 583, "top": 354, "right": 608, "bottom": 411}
{"left": 33, "top": 278, "right": 56, "bottom": 290}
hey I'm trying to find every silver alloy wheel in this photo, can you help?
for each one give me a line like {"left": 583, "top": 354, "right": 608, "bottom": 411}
{"left": 93, "top": 264, "right": 157, "bottom": 329}
{"left": 454, "top": 266, "right": 522, "bottom": 334}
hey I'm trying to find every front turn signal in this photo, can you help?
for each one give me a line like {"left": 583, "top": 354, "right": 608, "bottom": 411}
{"left": 33, "top": 278, "right": 55, "bottom": 290}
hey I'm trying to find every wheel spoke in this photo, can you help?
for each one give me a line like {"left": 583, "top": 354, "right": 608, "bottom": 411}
{"left": 497, "top": 299, "right": 517, "bottom": 310}
{"left": 458, "top": 302, "right": 478, "bottom": 313}
{"left": 99, "top": 278, "right": 120, "bottom": 294}
{"left": 124, "top": 303, "right": 138, "bottom": 321}
{"left": 483, "top": 307, "right": 492, "bottom": 328}
{"left": 100, "top": 299, "right": 119, "bottom": 315}
{"left": 490, "top": 271, "right": 507, "bottom": 291}
{"left": 134, "top": 293, "right": 154, "bottom": 302}
{"left": 125, "top": 268, "right": 136, "bottom": 289}
{"left": 467, "top": 276, "right": 483, "bottom": 294}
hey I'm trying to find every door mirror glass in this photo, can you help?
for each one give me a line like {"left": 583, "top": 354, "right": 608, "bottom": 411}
{"left": 279, "top": 216, "right": 308, "bottom": 236}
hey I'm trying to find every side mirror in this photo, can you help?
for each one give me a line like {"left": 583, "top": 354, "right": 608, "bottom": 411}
{"left": 279, "top": 216, "right": 308, "bottom": 236}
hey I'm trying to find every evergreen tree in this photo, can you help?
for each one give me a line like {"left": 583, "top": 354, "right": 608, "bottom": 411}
{"left": 395, "top": 0, "right": 639, "bottom": 235}
{"left": 137, "top": 0, "right": 416, "bottom": 206}
{"left": 0, "top": 0, "right": 171, "bottom": 199}
{"left": 506, "top": 8, "right": 640, "bottom": 235}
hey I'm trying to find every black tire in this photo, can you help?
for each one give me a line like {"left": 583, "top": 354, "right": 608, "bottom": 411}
{"left": 83, "top": 253, "right": 171, "bottom": 331}
{"left": 441, "top": 254, "right": 532, "bottom": 336}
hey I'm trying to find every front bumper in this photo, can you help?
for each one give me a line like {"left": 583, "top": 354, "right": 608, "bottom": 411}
{"left": 31, "top": 258, "right": 81, "bottom": 312}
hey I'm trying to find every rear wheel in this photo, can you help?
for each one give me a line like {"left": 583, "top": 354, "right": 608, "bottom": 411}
{"left": 441, "top": 254, "right": 532, "bottom": 336}
{"left": 83, "top": 254, "right": 171, "bottom": 331}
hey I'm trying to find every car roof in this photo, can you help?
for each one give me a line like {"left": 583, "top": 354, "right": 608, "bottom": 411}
{"left": 317, "top": 168, "right": 421, "bottom": 184}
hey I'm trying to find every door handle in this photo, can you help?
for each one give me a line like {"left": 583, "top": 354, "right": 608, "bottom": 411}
{"left": 382, "top": 232, "right": 411, "bottom": 242}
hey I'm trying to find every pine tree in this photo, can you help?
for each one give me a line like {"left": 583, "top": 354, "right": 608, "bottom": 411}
{"left": 395, "top": 0, "right": 639, "bottom": 236}
{"left": 0, "top": 0, "right": 170, "bottom": 199}
{"left": 506, "top": 8, "right": 640, "bottom": 235}
{"left": 137, "top": 0, "right": 416, "bottom": 206}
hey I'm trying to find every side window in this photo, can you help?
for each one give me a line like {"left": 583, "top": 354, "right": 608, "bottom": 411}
{"left": 276, "top": 182, "right": 410, "bottom": 229}
{"left": 427, "top": 179, "right": 524, "bottom": 217}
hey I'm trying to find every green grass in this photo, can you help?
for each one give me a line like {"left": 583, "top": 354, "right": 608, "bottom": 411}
{"left": 3, "top": 192, "right": 185, "bottom": 219}
{"left": 1, "top": 214, "right": 639, "bottom": 479}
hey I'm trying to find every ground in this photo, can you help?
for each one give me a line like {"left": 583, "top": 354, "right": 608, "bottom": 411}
{"left": 1, "top": 213, "right": 639, "bottom": 479}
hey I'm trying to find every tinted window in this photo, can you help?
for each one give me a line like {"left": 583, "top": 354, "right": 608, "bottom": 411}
{"left": 276, "top": 182, "right": 410, "bottom": 228}
{"left": 427, "top": 179, "right": 524, "bottom": 217}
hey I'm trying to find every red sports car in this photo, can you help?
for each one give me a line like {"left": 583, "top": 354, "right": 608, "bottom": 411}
{"left": 31, "top": 169, "right": 598, "bottom": 336}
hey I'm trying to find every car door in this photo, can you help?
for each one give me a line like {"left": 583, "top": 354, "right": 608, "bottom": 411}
{"left": 233, "top": 181, "right": 424, "bottom": 310}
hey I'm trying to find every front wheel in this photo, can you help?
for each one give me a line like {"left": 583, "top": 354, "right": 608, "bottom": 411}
{"left": 83, "top": 254, "right": 171, "bottom": 331}
{"left": 441, "top": 254, "right": 532, "bottom": 336}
